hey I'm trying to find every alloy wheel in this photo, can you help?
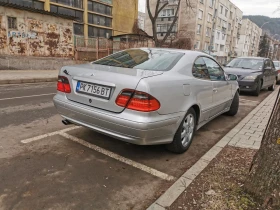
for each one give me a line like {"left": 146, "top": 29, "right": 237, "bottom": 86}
{"left": 181, "top": 114, "right": 195, "bottom": 147}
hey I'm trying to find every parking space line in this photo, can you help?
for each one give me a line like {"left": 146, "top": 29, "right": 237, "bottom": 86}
{"left": 59, "top": 132, "right": 175, "bottom": 181}
{"left": 0, "top": 93, "right": 56, "bottom": 101}
{"left": 21, "top": 126, "right": 81, "bottom": 144}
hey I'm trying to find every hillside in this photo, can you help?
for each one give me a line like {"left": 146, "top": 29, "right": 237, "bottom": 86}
{"left": 243, "top": 15, "right": 280, "bottom": 39}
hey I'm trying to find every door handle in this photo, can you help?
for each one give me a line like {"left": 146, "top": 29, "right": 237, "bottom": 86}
{"left": 213, "top": 88, "right": 218, "bottom": 93}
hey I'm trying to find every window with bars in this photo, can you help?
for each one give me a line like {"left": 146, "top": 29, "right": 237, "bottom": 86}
{"left": 50, "top": 5, "right": 83, "bottom": 22}
{"left": 88, "top": 1, "right": 112, "bottom": 16}
{"left": 88, "top": 26, "right": 112, "bottom": 38}
{"left": 88, "top": 13, "right": 112, "bottom": 27}
{"left": 7, "top": 16, "right": 17, "bottom": 29}
{"left": 50, "top": 0, "right": 83, "bottom": 9}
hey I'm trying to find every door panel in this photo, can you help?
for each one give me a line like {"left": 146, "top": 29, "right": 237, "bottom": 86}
{"left": 192, "top": 57, "right": 213, "bottom": 123}
{"left": 203, "top": 57, "right": 231, "bottom": 117}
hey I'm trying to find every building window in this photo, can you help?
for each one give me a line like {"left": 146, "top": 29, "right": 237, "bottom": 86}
{"left": 7, "top": 16, "right": 17, "bottom": 29}
{"left": 220, "top": 45, "right": 225, "bottom": 51}
{"left": 197, "top": 24, "right": 202, "bottom": 34}
{"left": 220, "top": 5, "right": 223, "bottom": 14}
{"left": 88, "top": 14, "right": 112, "bottom": 27}
{"left": 50, "top": 0, "right": 83, "bottom": 9}
{"left": 74, "top": 23, "right": 84, "bottom": 35}
{"left": 228, "top": 23, "right": 231, "bottom": 31}
{"left": 204, "top": 42, "right": 209, "bottom": 50}
{"left": 51, "top": 5, "right": 83, "bottom": 22}
{"left": 206, "top": 27, "right": 211, "bottom": 37}
{"left": 230, "top": 11, "right": 233, "bottom": 19}
{"left": 157, "top": 24, "right": 177, "bottom": 33}
{"left": 209, "top": 0, "right": 214, "bottom": 7}
{"left": 225, "top": 9, "right": 228, "bottom": 17}
{"left": 216, "top": 44, "right": 219, "bottom": 51}
{"left": 195, "top": 41, "right": 200, "bottom": 49}
{"left": 159, "top": 9, "right": 175, "bottom": 17}
{"left": 207, "top": 13, "right": 212, "bottom": 22}
{"left": 198, "top": 10, "right": 203, "bottom": 19}
{"left": 88, "top": 26, "right": 112, "bottom": 38}
{"left": 217, "top": 31, "right": 220, "bottom": 39}
{"left": 88, "top": 1, "right": 112, "bottom": 16}
{"left": 200, "top": 0, "right": 204, "bottom": 4}
{"left": 222, "top": 33, "right": 225, "bottom": 40}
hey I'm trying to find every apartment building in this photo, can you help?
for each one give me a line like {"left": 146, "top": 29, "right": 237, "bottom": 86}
{"left": 236, "top": 18, "right": 262, "bottom": 57}
{"left": 1, "top": 0, "right": 138, "bottom": 38}
{"left": 138, "top": 11, "right": 145, "bottom": 30}
{"left": 145, "top": 0, "right": 242, "bottom": 63}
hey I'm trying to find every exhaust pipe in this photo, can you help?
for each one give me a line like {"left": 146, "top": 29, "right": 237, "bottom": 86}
{"left": 62, "top": 119, "right": 72, "bottom": 125}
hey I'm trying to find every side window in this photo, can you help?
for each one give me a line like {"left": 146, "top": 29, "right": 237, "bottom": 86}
{"left": 192, "top": 57, "right": 210, "bottom": 80}
{"left": 203, "top": 57, "right": 225, "bottom": 81}
{"left": 269, "top": 60, "right": 275, "bottom": 69}
{"left": 264, "top": 60, "right": 270, "bottom": 69}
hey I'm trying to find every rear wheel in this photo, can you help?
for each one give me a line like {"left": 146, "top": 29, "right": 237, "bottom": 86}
{"left": 268, "top": 79, "right": 276, "bottom": 91}
{"left": 252, "top": 80, "right": 261, "bottom": 96}
{"left": 226, "top": 91, "right": 239, "bottom": 116}
{"left": 166, "top": 108, "right": 196, "bottom": 154}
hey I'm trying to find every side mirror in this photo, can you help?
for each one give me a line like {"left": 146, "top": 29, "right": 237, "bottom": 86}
{"left": 227, "top": 74, "right": 238, "bottom": 81}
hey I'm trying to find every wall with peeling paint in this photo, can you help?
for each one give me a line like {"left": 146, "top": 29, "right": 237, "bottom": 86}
{"left": 0, "top": 6, "right": 74, "bottom": 58}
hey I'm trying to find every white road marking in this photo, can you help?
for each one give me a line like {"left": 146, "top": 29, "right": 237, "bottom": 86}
{"left": 59, "top": 132, "right": 175, "bottom": 181}
{"left": 239, "top": 98, "right": 259, "bottom": 103}
{"left": 21, "top": 126, "right": 80, "bottom": 144}
{"left": 0, "top": 93, "right": 56, "bottom": 101}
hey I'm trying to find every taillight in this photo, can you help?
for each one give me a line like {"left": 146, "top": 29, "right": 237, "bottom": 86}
{"left": 115, "top": 89, "right": 160, "bottom": 112}
{"left": 57, "top": 76, "right": 71, "bottom": 93}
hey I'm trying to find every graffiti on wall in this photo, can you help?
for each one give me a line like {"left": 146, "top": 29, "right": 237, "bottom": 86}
{"left": 0, "top": 16, "right": 7, "bottom": 50}
{"left": 0, "top": 15, "right": 74, "bottom": 57}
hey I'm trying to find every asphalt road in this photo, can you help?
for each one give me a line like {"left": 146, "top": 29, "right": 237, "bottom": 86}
{"left": 0, "top": 82, "right": 274, "bottom": 210}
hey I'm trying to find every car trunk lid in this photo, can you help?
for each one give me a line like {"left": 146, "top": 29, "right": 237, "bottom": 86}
{"left": 62, "top": 63, "right": 164, "bottom": 113}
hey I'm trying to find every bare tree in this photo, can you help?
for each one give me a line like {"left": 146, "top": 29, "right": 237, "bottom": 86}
{"left": 245, "top": 88, "right": 280, "bottom": 208}
{"left": 146, "top": 0, "right": 192, "bottom": 47}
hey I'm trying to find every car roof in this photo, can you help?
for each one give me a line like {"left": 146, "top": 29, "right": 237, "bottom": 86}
{"left": 237, "top": 56, "right": 266, "bottom": 60}
{"left": 138, "top": 48, "right": 211, "bottom": 57}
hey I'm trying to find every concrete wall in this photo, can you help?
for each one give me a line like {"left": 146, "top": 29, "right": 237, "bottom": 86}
{"left": 0, "top": 55, "right": 85, "bottom": 70}
{"left": 112, "top": 0, "right": 138, "bottom": 36}
{"left": 0, "top": 6, "right": 74, "bottom": 58}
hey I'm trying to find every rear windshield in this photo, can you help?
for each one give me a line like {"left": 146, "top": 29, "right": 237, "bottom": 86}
{"left": 93, "top": 49, "right": 184, "bottom": 71}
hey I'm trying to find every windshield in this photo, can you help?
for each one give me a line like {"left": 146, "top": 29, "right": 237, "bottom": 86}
{"left": 93, "top": 49, "right": 184, "bottom": 71}
{"left": 226, "top": 58, "right": 264, "bottom": 70}
{"left": 273, "top": 61, "right": 280, "bottom": 67}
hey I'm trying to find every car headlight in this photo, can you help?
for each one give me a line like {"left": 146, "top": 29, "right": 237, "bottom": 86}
{"left": 243, "top": 75, "right": 257, "bottom": 80}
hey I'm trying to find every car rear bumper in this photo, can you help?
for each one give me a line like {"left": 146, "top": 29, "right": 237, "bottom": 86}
{"left": 238, "top": 80, "right": 258, "bottom": 92}
{"left": 53, "top": 94, "right": 183, "bottom": 145}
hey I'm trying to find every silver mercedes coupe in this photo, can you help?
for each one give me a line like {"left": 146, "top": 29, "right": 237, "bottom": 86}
{"left": 53, "top": 48, "right": 239, "bottom": 153}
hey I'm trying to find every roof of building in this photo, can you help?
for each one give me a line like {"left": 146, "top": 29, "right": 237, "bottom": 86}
{"left": 0, "top": 2, "right": 76, "bottom": 20}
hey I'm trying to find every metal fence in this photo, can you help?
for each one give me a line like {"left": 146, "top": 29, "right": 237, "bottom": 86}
{"left": 74, "top": 36, "right": 155, "bottom": 61}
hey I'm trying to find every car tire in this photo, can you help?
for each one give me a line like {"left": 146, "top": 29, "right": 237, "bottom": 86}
{"left": 252, "top": 80, "right": 261, "bottom": 96}
{"left": 225, "top": 91, "right": 239, "bottom": 116}
{"left": 268, "top": 79, "right": 276, "bottom": 91}
{"left": 166, "top": 108, "right": 197, "bottom": 154}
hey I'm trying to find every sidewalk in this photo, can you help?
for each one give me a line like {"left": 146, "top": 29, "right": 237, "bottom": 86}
{"left": 0, "top": 70, "right": 59, "bottom": 85}
{"left": 148, "top": 87, "right": 280, "bottom": 210}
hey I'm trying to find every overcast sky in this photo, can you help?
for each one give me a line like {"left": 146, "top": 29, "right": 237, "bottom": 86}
{"left": 139, "top": 0, "right": 280, "bottom": 17}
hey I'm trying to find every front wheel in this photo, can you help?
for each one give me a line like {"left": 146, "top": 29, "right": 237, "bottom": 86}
{"left": 225, "top": 91, "right": 239, "bottom": 116}
{"left": 268, "top": 79, "right": 276, "bottom": 91}
{"left": 166, "top": 108, "right": 197, "bottom": 154}
{"left": 252, "top": 80, "right": 261, "bottom": 96}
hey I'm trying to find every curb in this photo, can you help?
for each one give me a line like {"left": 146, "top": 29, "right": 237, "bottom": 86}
{"left": 147, "top": 88, "right": 280, "bottom": 210}
{"left": 0, "top": 77, "right": 57, "bottom": 85}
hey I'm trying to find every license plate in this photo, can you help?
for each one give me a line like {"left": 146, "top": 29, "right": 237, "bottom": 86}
{"left": 76, "top": 81, "right": 111, "bottom": 99}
